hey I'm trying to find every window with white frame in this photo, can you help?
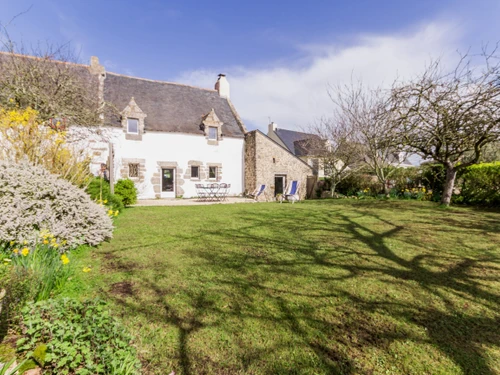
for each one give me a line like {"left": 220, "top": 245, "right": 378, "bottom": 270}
{"left": 127, "top": 118, "right": 139, "bottom": 134}
{"left": 208, "top": 126, "right": 218, "bottom": 140}
{"left": 209, "top": 166, "right": 217, "bottom": 179}
{"left": 191, "top": 166, "right": 199, "bottom": 179}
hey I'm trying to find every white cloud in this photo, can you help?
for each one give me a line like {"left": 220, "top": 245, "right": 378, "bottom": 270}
{"left": 176, "top": 22, "right": 462, "bottom": 132}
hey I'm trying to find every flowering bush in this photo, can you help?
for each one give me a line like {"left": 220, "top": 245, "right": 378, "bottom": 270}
{"left": 0, "top": 161, "right": 113, "bottom": 248}
{"left": 0, "top": 107, "right": 92, "bottom": 187}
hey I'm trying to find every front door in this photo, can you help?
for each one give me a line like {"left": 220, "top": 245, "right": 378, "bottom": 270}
{"left": 161, "top": 168, "right": 175, "bottom": 198}
{"left": 274, "top": 175, "right": 286, "bottom": 197}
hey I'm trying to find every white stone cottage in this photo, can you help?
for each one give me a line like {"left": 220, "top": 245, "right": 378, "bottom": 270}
{"left": 85, "top": 58, "right": 247, "bottom": 199}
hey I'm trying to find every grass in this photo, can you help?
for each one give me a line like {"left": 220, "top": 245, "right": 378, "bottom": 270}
{"left": 80, "top": 200, "right": 500, "bottom": 375}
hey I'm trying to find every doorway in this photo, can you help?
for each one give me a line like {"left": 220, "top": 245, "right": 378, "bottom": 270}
{"left": 161, "top": 168, "right": 175, "bottom": 198}
{"left": 274, "top": 175, "right": 286, "bottom": 197}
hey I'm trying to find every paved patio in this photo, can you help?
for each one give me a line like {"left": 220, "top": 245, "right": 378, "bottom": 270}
{"left": 133, "top": 197, "right": 259, "bottom": 206}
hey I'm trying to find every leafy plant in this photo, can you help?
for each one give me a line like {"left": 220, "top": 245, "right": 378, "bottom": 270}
{"left": 17, "top": 298, "right": 141, "bottom": 375}
{"left": 86, "top": 177, "right": 124, "bottom": 211}
{"left": 114, "top": 179, "right": 138, "bottom": 206}
{"left": 458, "top": 162, "right": 500, "bottom": 206}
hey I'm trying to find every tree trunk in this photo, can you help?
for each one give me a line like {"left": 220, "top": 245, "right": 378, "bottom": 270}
{"left": 441, "top": 166, "right": 457, "bottom": 206}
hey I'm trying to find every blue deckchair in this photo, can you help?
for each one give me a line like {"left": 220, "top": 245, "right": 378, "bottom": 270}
{"left": 249, "top": 184, "right": 267, "bottom": 202}
{"left": 281, "top": 180, "right": 300, "bottom": 204}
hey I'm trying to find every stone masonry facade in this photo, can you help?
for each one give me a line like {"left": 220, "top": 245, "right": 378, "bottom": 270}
{"left": 245, "top": 131, "right": 313, "bottom": 200}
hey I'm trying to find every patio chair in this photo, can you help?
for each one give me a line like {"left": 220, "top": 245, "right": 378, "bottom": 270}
{"left": 248, "top": 184, "right": 267, "bottom": 202}
{"left": 195, "top": 184, "right": 207, "bottom": 201}
{"left": 281, "top": 180, "right": 300, "bottom": 204}
{"left": 217, "top": 183, "right": 229, "bottom": 201}
{"left": 207, "top": 183, "right": 220, "bottom": 201}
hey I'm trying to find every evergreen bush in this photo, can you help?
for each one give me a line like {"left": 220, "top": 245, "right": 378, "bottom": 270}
{"left": 0, "top": 161, "right": 113, "bottom": 248}
{"left": 114, "top": 179, "right": 138, "bottom": 206}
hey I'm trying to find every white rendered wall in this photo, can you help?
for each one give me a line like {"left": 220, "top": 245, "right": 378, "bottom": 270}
{"left": 113, "top": 130, "right": 244, "bottom": 199}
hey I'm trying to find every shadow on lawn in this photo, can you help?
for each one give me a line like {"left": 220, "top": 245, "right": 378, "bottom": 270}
{"left": 103, "top": 202, "right": 500, "bottom": 375}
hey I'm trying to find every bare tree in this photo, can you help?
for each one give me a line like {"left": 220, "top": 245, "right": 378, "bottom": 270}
{"left": 308, "top": 117, "right": 364, "bottom": 196}
{"left": 330, "top": 82, "right": 406, "bottom": 194}
{"left": 391, "top": 51, "right": 500, "bottom": 205}
{"left": 0, "top": 29, "right": 103, "bottom": 127}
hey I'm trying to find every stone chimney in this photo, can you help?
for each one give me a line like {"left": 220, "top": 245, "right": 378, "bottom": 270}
{"left": 268, "top": 122, "right": 277, "bottom": 135}
{"left": 89, "top": 56, "right": 106, "bottom": 120}
{"left": 215, "top": 74, "right": 230, "bottom": 98}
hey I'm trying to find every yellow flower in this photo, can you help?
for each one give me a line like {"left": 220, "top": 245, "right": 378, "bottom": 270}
{"left": 62, "top": 240, "right": 67, "bottom": 245}
{"left": 13, "top": 248, "right": 19, "bottom": 254}
{"left": 103, "top": 199, "right": 108, "bottom": 204}
{"left": 82, "top": 267, "right": 91, "bottom": 273}
{"left": 9, "top": 98, "right": 14, "bottom": 103}
{"left": 21, "top": 247, "right": 29, "bottom": 256}
{"left": 60, "top": 254, "right": 70, "bottom": 265}
{"left": 52, "top": 243, "right": 59, "bottom": 248}
{"left": 51, "top": 238, "right": 57, "bottom": 243}
{"left": 114, "top": 211, "right": 119, "bottom": 216}
{"left": 9, "top": 240, "right": 14, "bottom": 246}
{"left": 23, "top": 240, "right": 28, "bottom": 245}
{"left": 3, "top": 258, "right": 12, "bottom": 265}
{"left": 43, "top": 240, "right": 49, "bottom": 245}
{"left": 108, "top": 209, "right": 113, "bottom": 215}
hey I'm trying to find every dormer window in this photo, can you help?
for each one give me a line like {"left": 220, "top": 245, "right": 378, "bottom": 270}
{"left": 208, "top": 127, "right": 218, "bottom": 140}
{"left": 127, "top": 118, "right": 139, "bottom": 134}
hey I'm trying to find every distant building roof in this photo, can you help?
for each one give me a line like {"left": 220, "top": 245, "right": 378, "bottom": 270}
{"left": 274, "top": 128, "right": 322, "bottom": 155}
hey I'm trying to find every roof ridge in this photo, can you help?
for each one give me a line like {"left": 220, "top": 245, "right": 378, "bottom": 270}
{"left": 0, "top": 51, "right": 89, "bottom": 68}
{"left": 106, "top": 72, "right": 218, "bottom": 93}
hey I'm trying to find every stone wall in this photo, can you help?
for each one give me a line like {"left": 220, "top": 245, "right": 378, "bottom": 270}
{"left": 245, "top": 131, "right": 313, "bottom": 200}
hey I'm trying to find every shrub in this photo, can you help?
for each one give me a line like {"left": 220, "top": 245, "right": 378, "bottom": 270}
{"left": 458, "top": 162, "right": 500, "bottom": 206}
{"left": 114, "top": 179, "right": 138, "bottom": 206}
{"left": 0, "top": 161, "right": 113, "bottom": 248}
{"left": 0, "top": 107, "right": 92, "bottom": 187}
{"left": 16, "top": 298, "right": 142, "bottom": 375}
{"left": 86, "top": 177, "right": 124, "bottom": 211}
{"left": 420, "top": 163, "right": 446, "bottom": 202}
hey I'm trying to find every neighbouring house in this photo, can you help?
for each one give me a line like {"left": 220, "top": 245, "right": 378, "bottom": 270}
{"left": 81, "top": 57, "right": 247, "bottom": 199}
{"left": 266, "top": 122, "right": 328, "bottom": 177}
{"left": 245, "top": 130, "right": 314, "bottom": 200}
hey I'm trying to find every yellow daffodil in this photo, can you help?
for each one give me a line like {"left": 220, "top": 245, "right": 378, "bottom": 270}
{"left": 52, "top": 243, "right": 59, "bottom": 248}
{"left": 9, "top": 240, "right": 14, "bottom": 246}
{"left": 21, "top": 247, "right": 29, "bottom": 257}
{"left": 43, "top": 240, "right": 49, "bottom": 245}
{"left": 114, "top": 211, "right": 119, "bottom": 216}
{"left": 23, "top": 240, "right": 28, "bottom": 245}
{"left": 107, "top": 209, "right": 113, "bottom": 215}
{"left": 82, "top": 267, "right": 91, "bottom": 273}
{"left": 60, "top": 254, "right": 70, "bottom": 265}
{"left": 13, "top": 248, "right": 19, "bottom": 254}
{"left": 103, "top": 199, "right": 108, "bottom": 204}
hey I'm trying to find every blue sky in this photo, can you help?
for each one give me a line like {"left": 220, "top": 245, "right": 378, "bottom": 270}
{"left": 1, "top": 0, "right": 500, "bottom": 131}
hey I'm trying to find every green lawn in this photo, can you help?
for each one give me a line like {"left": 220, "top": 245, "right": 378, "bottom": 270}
{"left": 77, "top": 200, "right": 500, "bottom": 375}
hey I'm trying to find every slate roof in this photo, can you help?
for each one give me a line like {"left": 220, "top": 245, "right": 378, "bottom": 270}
{"left": 104, "top": 73, "right": 245, "bottom": 138}
{"left": 274, "top": 128, "right": 323, "bottom": 155}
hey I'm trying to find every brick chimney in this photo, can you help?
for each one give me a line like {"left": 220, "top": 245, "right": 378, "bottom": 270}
{"left": 215, "top": 74, "right": 230, "bottom": 98}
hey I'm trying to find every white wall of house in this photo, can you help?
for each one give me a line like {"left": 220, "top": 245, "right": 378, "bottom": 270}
{"left": 78, "top": 128, "right": 244, "bottom": 199}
